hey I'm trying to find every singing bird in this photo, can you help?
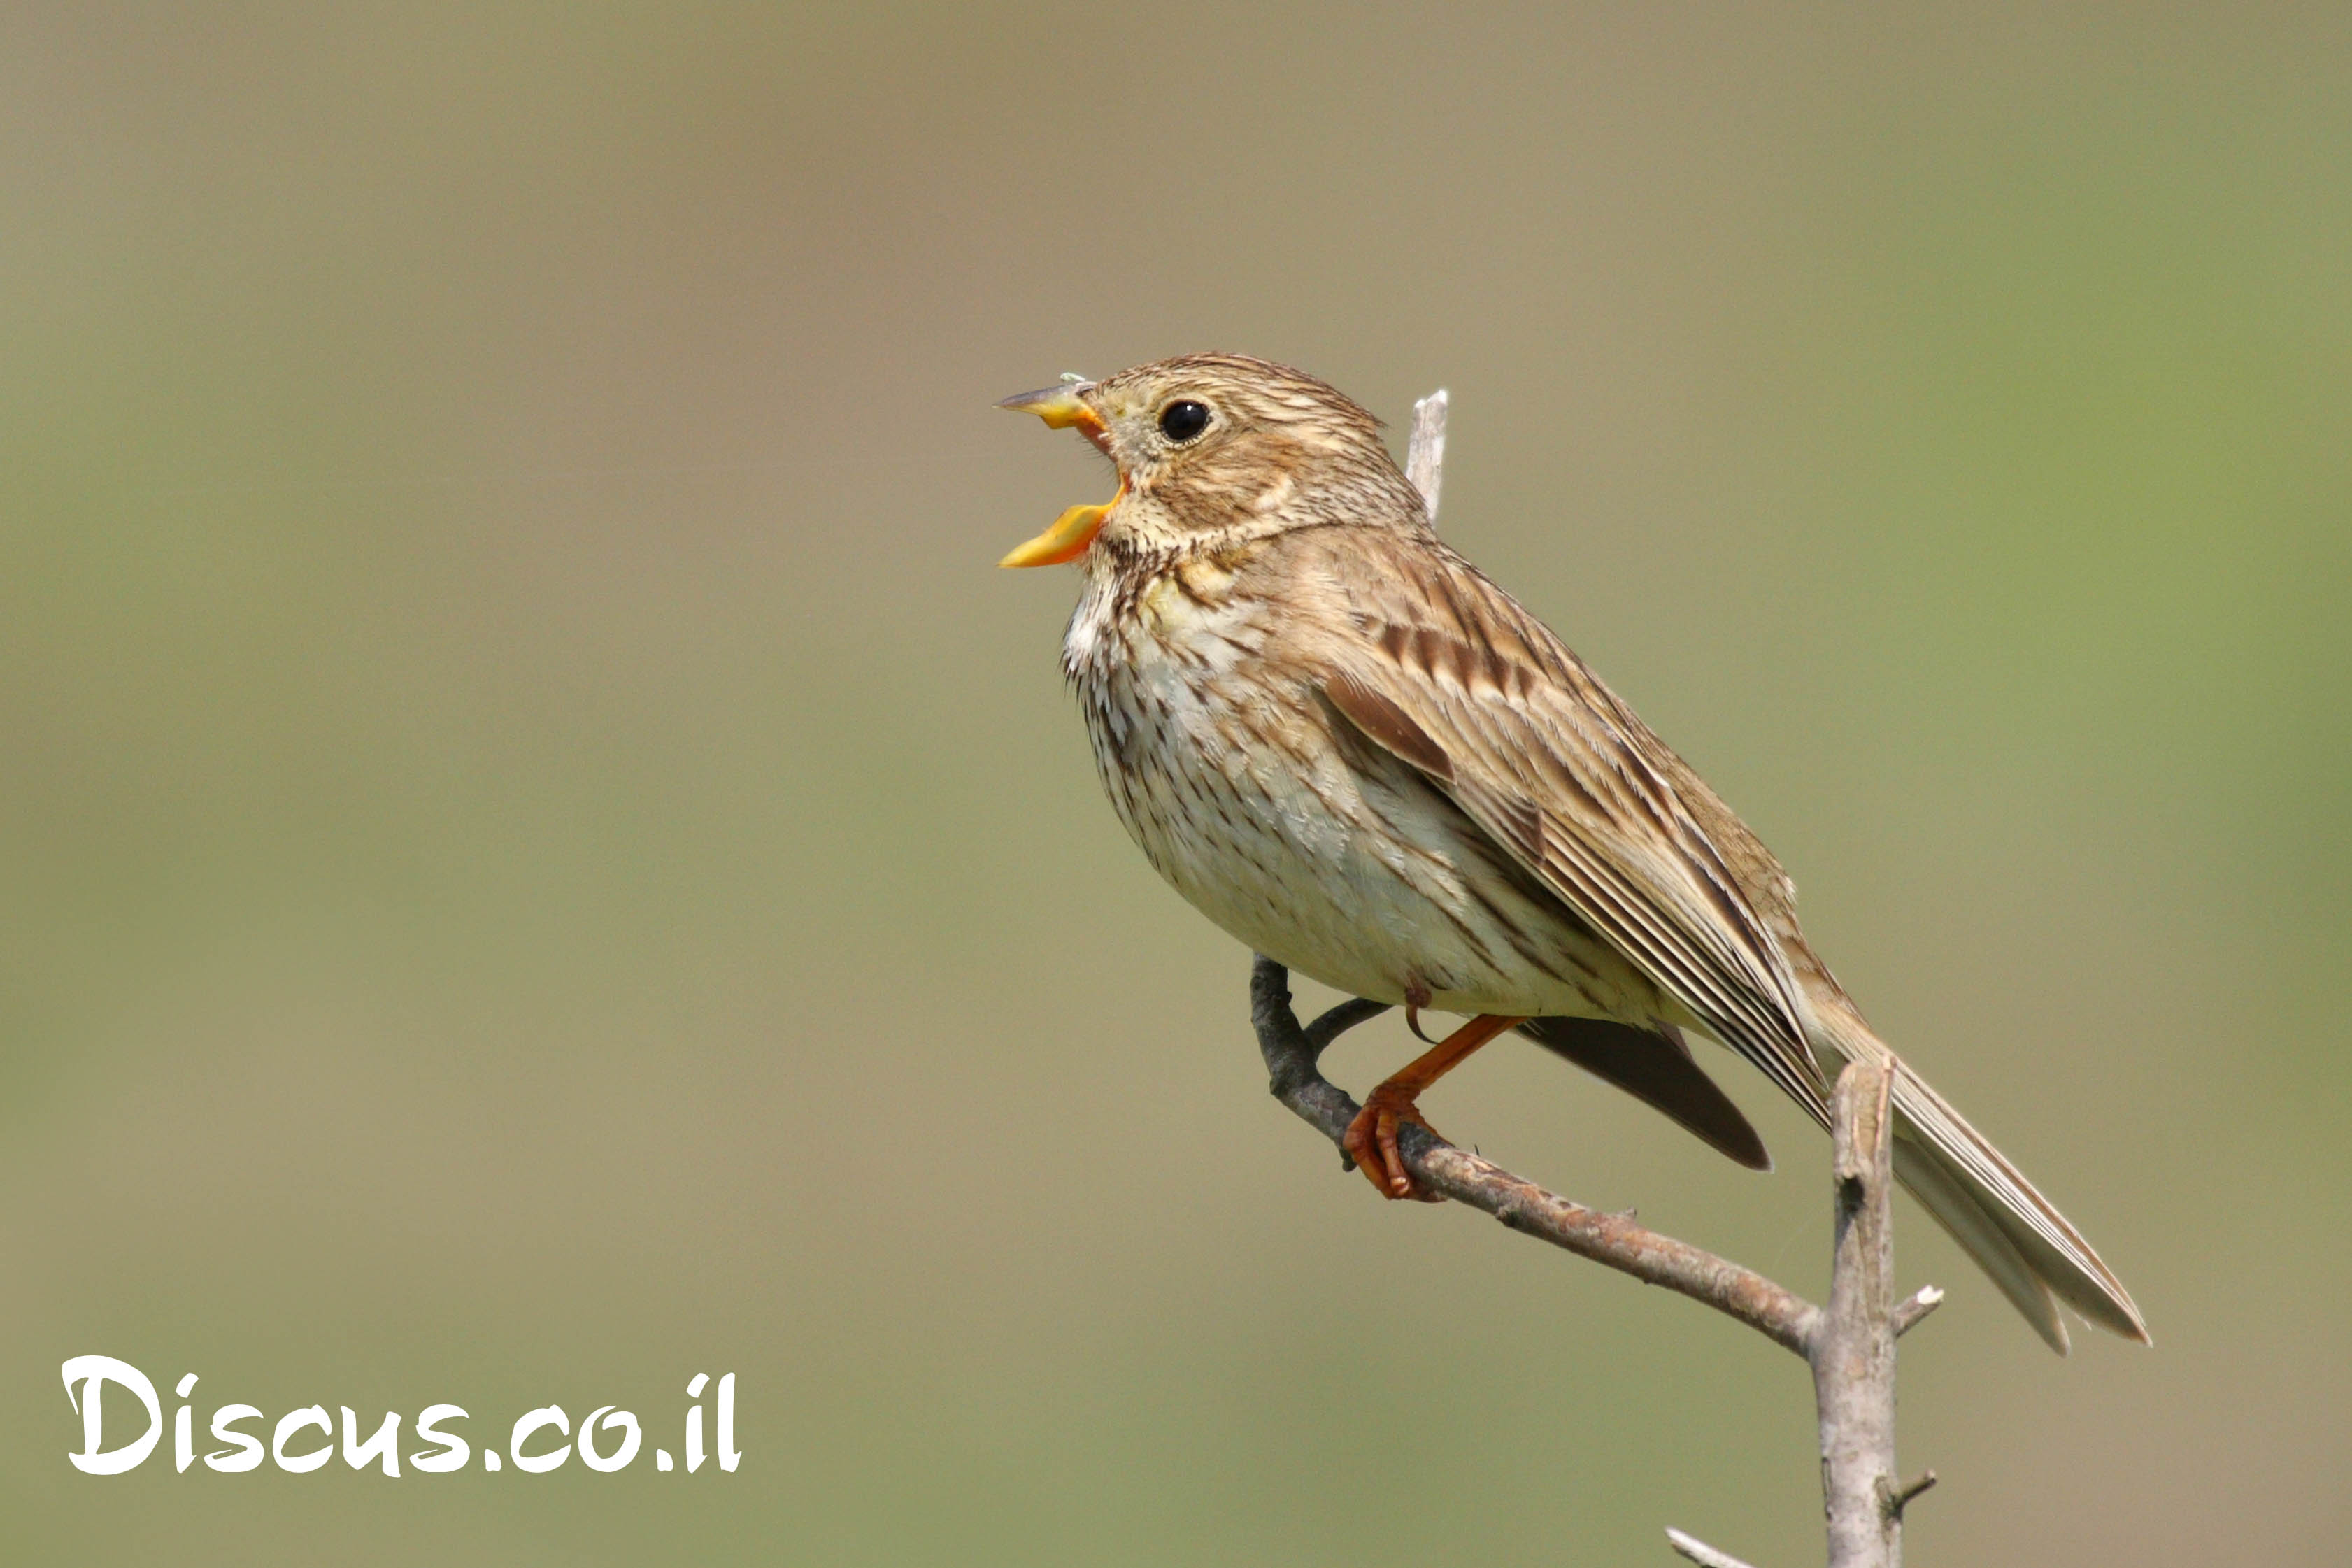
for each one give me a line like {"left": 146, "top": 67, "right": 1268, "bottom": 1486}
{"left": 998, "top": 352, "right": 2146, "bottom": 1352}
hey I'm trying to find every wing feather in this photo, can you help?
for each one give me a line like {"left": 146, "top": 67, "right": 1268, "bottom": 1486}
{"left": 1319, "top": 540, "right": 1831, "bottom": 1125}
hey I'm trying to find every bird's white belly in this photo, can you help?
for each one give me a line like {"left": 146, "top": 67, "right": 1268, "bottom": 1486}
{"left": 1074, "top": 601, "right": 1651, "bottom": 1022}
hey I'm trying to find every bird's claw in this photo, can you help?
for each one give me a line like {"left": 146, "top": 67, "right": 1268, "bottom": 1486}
{"left": 1342, "top": 1085, "right": 1449, "bottom": 1202}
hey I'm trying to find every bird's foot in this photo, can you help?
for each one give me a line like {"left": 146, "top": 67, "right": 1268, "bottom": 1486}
{"left": 1343, "top": 1085, "right": 1451, "bottom": 1202}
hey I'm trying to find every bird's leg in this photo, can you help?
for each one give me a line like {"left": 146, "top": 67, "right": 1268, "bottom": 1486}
{"left": 1344, "top": 1013, "right": 1528, "bottom": 1202}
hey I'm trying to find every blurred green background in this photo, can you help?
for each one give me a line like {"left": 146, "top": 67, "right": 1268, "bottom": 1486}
{"left": 3, "top": 4, "right": 2346, "bottom": 1563}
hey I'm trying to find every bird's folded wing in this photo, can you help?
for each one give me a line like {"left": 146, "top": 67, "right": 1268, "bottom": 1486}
{"left": 1323, "top": 590, "right": 1830, "bottom": 1126}
{"left": 1517, "top": 1017, "right": 1773, "bottom": 1170}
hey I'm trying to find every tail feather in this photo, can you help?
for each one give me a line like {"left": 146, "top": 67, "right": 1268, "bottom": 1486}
{"left": 1891, "top": 1133, "right": 2069, "bottom": 1352}
{"left": 1811, "top": 1017, "right": 2149, "bottom": 1352}
{"left": 1888, "top": 1062, "right": 2151, "bottom": 1346}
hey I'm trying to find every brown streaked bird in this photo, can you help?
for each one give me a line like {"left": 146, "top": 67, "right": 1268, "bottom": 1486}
{"left": 998, "top": 352, "right": 2146, "bottom": 1353}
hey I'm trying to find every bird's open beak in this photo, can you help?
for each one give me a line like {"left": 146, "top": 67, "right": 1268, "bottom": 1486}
{"left": 997, "top": 384, "right": 1113, "bottom": 450}
{"left": 997, "top": 383, "right": 1119, "bottom": 568}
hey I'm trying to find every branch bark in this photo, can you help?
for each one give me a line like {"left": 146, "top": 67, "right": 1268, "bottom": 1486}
{"left": 1816, "top": 1056, "right": 1903, "bottom": 1568}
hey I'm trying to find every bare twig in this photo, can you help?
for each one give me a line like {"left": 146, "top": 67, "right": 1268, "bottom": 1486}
{"left": 1406, "top": 388, "right": 1448, "bottom": 522}
{"left": 1891, "top": 1285, "right": 1944, "bottom": 1337}
{"left": 1252, "top": 960, "right": 1819, "bottom": 1355}
{"left": 1665, "top": 1527, "right": 1765, "bottom": 1568}
{"left": 1886, "top": 1469, "right": 1939, "bottom": 1518}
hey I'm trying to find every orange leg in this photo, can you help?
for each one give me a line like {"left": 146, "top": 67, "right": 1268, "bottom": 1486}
{"left": 1343, "top": 1013, "right": 1528, "bottom": 1201}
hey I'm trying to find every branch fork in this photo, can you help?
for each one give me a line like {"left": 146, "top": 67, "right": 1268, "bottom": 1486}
{"left": 1251, "top": 957, "right": 1930, "bottom": 1568}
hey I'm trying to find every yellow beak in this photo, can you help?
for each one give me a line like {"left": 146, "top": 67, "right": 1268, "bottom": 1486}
{"left": 996, "top": 383, "right": 1112, "bottom": 448}
{"left": 997, "top": 382, "right": 1119, "bottom": 569}
{"left": 997, "top": 495, "right": 1117, "bottom": 569}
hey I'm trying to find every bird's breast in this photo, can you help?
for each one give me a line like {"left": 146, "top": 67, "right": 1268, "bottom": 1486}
{"left": 1060, "top": 568, "right": 1644, "bottom": 1020}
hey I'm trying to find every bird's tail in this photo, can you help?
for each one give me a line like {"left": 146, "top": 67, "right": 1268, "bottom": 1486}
{"left": 1811, "top": 1013, "right": 2149, "bottom": 1354}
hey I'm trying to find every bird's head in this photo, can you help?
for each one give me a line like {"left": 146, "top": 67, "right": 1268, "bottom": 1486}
{"left": 996, "top": 353, "right": 1426, "bottom": 568}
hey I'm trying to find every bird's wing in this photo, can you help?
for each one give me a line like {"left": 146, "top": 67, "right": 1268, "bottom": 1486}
{"left": 1516, "top": 1018, "right": 1773, "bottom": 1170}
{"left": 1317, "top": 536, "right": 1831, "bottom": 1125}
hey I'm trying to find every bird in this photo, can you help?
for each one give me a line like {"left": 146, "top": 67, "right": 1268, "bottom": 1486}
{"left": 997, "top": 352, "right": 2146, "bottom": 1353}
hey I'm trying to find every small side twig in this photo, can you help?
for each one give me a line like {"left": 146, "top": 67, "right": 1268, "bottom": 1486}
{"left": 1884, "top": 1469, "right": 1939, "bottom": 1520}
{"left": 1891, "top": 1285, "right": 1944, "bottom": 1338}
{"left": 1665, "top": 1527, "right": 1763, "bottom": 1568}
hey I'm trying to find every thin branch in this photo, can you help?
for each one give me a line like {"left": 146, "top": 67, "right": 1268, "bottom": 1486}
{"left": 1250, "top": 958, "right": 1820, "bottom": 1357}
{"left": 1406, "top": 389, "right": 1448, "bottom": 522}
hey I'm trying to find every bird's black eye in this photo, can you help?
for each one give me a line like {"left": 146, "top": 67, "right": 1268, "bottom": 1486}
{"left": 1158, "top": 399, "right": 1211, "bottom": 443}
